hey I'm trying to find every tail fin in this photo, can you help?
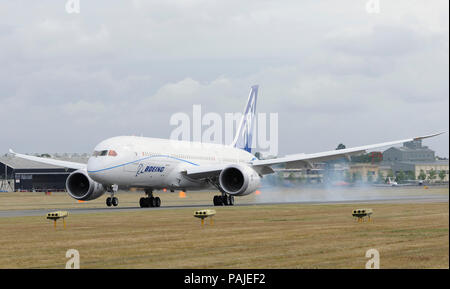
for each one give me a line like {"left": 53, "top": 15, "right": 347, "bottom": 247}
{"left": 231, "top": 85, "right": 258, "bottom": 153}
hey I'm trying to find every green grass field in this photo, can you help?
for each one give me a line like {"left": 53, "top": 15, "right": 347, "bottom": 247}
{"left": 0, "top": 200, "right": 447, "bottom": 268}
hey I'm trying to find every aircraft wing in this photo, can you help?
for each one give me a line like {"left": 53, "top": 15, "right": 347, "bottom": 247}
{"left": 185, "top": 132, "right": 445, "bottom": 179}
{"left": 9, "top": 149, "right": 87, "bottom": 170}
{"left": 251, "top": 132, "right": 445, "bottom": 173}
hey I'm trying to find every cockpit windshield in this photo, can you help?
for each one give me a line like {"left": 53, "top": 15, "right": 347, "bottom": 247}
{"left": 92, "top": 150, "right": 118, "bottom": 157}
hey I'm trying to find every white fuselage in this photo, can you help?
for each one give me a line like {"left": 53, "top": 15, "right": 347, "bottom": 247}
{"left": 87, "top": 136, "right": 255, "bottom": 191}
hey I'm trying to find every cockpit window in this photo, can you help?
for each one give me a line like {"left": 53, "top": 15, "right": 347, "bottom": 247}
{"left": 93, "top": 150, "right": 116, "bottom": 157}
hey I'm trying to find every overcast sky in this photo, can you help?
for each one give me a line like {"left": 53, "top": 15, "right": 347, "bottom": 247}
{"left": 0, "top": 0, "right": 448, "bottom": 157}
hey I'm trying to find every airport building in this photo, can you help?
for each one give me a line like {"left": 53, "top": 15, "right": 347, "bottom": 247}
{"left": 382, "top": 140, "right": 449, "bottom": 182}
{"left": 390, "top": 160, "right": 449, "bottom": 182}
{"left": 348, "top": 163, "right": 379, "bottom": 182}
{"left": 383, "top": 140, "right": 435, "bottom": 162}
{"left": 0, "top": 154, "right": 88, "bottom": 192}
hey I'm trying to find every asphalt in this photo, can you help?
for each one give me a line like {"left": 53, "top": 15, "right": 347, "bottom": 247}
{"left": 0, "top": 195, "right": 447, "bottom": 218}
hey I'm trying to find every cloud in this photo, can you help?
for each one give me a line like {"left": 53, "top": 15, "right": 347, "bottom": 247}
{"left": 0, "top": 0, "right": 448, "bottom": 157}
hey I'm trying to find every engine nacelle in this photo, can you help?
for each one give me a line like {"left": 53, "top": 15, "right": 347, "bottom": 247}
{"left": 66, "top": 170, "right": 106, "bottom": 201}
{"left": 219, "top": 164, "right": 261, "bottom": 196}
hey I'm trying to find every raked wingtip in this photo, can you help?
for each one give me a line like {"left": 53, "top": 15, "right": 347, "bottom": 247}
{"left": 413, "top": 131, "right": 446, "bottom": 141}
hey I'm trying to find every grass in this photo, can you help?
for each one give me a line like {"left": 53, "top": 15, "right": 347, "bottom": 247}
{"left": 0, "top": 201, "right": 447, "bottom": 268}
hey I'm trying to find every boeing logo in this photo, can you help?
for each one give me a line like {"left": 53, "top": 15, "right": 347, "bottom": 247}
{"left": 136, "top": 164, "right": 165, "bottom": 177}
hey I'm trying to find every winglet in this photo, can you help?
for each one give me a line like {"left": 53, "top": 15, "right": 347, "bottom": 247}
{"left": 413, "top": 131, "right": 446, "bottom": 141}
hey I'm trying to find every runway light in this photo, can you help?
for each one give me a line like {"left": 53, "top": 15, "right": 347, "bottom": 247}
{"left": 194, "top": 209, "right": 216, "bottom": 226}
{"left": 179, "top": 191, "right": 186, "bottom": 198}
{"left": 352, "top": 208, "right": 373, "bottom": 223}
{"left": 46, "top": 211, "right": 69, "bottom": 229}
{"left": 77, "top": 200, "right": 85, "bottom": 203}
{"left": 255, "top": 190, "right": 261, "bottom": 195}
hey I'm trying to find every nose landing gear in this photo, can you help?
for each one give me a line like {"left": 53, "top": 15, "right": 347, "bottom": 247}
{"left": 106, "top": 196, "right": 119, "bottom": 207}
{"left": 106, "top": 184, "right": 119, "bottom": 207}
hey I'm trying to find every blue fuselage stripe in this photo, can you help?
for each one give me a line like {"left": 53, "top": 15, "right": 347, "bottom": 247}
{"left": 87, "top": 155, "right": 200, "bottom": 173}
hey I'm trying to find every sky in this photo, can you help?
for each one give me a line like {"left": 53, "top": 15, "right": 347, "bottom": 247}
{"left": 0, "top": 0, "right": 448, "bottom": 157}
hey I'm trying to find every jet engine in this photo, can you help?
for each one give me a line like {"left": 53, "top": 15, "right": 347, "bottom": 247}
{"left": 66, "top": 170, "right": 106, "bottom": 201}
{"left": 218, "top": 164, "right": 261, "bottom": 196}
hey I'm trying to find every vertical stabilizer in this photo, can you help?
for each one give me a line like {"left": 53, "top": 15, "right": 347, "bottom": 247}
{"left": 231, "top": 85, "right": 258, "bottom": 153}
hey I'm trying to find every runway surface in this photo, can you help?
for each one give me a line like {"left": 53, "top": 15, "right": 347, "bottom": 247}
{"left": 0, "top": 194, "right": 447, "bottom": 218}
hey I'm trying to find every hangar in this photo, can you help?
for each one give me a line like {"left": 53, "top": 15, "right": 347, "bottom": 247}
{"left": 0, "top": 154, "right": 88, "bottom": 192}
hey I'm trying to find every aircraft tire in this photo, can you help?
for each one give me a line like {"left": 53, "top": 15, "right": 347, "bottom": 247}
{"left": 149, "top": 197, "right": 156, "bottom": 207}
{"left": 106, "top": 197, "right": 112, "bottom": 207}
{"left": 213, "top": 195, "right": 222, "bottom": 206}
{"left": 228, "top": 195, "right": 235, "bottom": 206}
{"left": 112, "top": 197, "right": 119, "bottom": 207}
{"left": 221, "top": 195, "right": 229, "bottom": 206}
{"left": 154, "top": 197, "right": 161, "bottom": 207}
{"left": 139, "top": 197, "right": 147, "bottom": 208}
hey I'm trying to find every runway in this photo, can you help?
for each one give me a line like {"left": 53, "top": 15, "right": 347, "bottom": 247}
{"left": 0, "top": 194, "right": 447, "bottom": 218}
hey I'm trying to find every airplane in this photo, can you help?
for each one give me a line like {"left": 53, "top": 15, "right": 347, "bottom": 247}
{"left": 9, "top": 85, "right": 445, "bottom": 208}
{"left": 377, "top": 177, "right": 425, "bottom": 187}
{"left": 386, "top": 177, "right": 398, "bottom": 186}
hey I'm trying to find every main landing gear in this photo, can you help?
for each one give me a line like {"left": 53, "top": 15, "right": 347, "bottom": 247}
{"left": 140, "top": 189, "right": 161, "bottom": 208}
{"left": 213, "top": 194, "right": 234, "bottom": 206}
{"left": 209, "top": 181, "right": 235, "bottom": 206}
{"left": 106, "top": 184, "right": 119, "bottom": 207}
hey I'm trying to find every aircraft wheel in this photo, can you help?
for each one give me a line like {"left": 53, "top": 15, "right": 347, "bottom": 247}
{"left": 221, "top": 195, "right": 229, "bottom": 206}
{"left": 213, "top": 195, "right": 222, "bottom": 206}
{"left": 112, "top": 197, "right": 119, "bottom": 207}
{"left": 154, "top": 197, "right": 161, "bottom": 207}
{"left": 148, "top": 197, "right": 155, "bottom": 207}
{"left": 106, "top": 197, "right": 112, "bottom": 207}
{"left": 139, "top": 197, "right": 147, "bottom": 208}
{"left": 228, "top": 195, "right": 235, "bottom": 206}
